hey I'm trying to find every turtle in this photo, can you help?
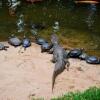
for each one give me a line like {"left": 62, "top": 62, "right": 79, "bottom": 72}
{"left": 85, "top": 56, "right": 100, "bottom": 64}
{"left": 79, "top": 52, "right": 88, "bottom": 60}
{"left": 22, "top": 37, "right": 31, "bottom": 50}
{"left": 36, "top": 38, "right": 48, "bottom": 45}
{"left": 68, "top": 48, "right": 84, "bottom": 58}
{"left": 41, "top": 43, "right": 53, "bottom": 53}
{"left": 8, "top": 34, "right": 22, "bottom": 47}
{"left": 0, "top": 43, "right": 9, "bottom": 51}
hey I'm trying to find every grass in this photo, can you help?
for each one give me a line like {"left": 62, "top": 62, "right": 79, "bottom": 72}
{"left": 51, "top": 87, "right": 100, "bottom": 100}
{"left": 31, "top": 87, "right": 100, "bottom": 100}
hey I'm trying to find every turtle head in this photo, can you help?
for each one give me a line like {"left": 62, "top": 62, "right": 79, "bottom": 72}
{"left": 23, "top": 35, "right": 26, "bottom": 39}
{"left": 80, "top": 48, "right": 85, "bottom": 52}
{"left": 8, "top": 34, "right": 15, "bottom": 39}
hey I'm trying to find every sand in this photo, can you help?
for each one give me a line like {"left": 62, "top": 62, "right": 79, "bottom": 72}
{"left": 0, "top": 42, "right": 100, "bottom": 100}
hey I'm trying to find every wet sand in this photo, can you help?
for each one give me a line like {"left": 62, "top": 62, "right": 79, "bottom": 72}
{"left": 0, "top": 42, "right": 100, "bottom": 100}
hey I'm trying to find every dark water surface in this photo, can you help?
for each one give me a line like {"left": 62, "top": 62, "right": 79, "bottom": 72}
{"left": 0, "top": 2, "right": 100, "bottom": 56}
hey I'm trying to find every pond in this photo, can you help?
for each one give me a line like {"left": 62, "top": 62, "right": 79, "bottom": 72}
{"left": 0, "top": 1, "right": 100, "bottom": 56}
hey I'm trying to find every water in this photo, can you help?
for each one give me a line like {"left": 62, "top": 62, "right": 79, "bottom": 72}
{"left": 0, "top": 1, "right": 100, "bottom": 56}
{"left": 0, "top": 1, "right": 2, "bottom": 8}
{"left": 86, "top": 4, "right": 97, "bottom": 30}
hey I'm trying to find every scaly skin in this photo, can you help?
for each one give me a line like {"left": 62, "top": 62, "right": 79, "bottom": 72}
{"left": 51, "top": 34, "right": 70, "bottom": 92}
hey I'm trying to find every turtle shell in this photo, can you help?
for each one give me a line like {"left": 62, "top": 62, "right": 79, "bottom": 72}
{"left": 69, "top": 49, "right": 82, "bottom": 58}
{"left": 36, "top": 38, "right": 48, "bottom": 45}
{"left": 41, "top": 43, "right": 51, "bottom": 52}
{"left": 8, "top": 36, "right": 21, "bottom": 47}
{"left": 86, "top": 56, "right": 100, "bottom": 64}
{"left": 22, "top": 38, "right": 31, "bottom": 48}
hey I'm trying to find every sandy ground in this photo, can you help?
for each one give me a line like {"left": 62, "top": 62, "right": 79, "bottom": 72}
{"left": 0, "top": 42, "right": 100, "bottom": 100}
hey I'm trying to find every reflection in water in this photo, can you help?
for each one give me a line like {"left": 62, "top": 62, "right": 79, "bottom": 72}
{"left": 86, "top": 4, "right": 97, "bottom": 29}
{"left": 8, "top": 0, "right": 21, "bottom": 15}
{"left": 0, "top": 1, "right": 2, "bottom": 8}
{"left": 52, "top": 21, "right": 60, "bottom": 32}
{"left": 17, "top": 14, "right": 25, "bottom": 32}
{"left": 67, "top": 0, "right": 75, "bottom": 11}
{"left": 8, "top": 0, "right": 21, "bottom": 10}
{"left": 85, "top": 4, "right": 100, "bottom": 52}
